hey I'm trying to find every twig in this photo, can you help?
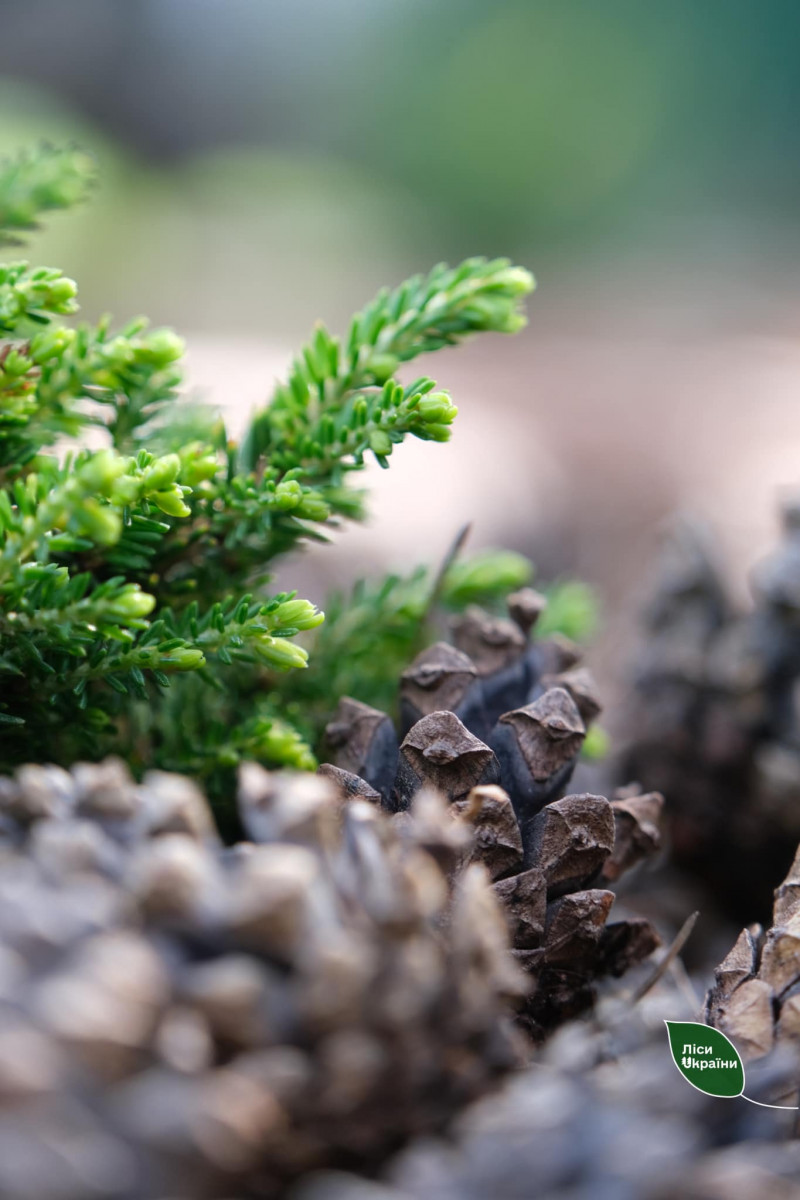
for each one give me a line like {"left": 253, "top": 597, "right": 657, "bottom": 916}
{"left": 426, "top": 522, "right": 472, "bottom": 619}
{"left": 630, "top": 910, "right": 700, "bottom": 1005}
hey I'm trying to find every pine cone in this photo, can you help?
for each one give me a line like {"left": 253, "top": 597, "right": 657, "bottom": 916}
{"left": 625, "top": 509, "right": 800, "bottom": 925}
{"left": 707, "top": 840, "right": 800, "bottom": 1066}
{"left": 292, "top": 995, "right": 800, "bottom": 1200}
{"left": 0, "top": 758, "right": 525, "bottom": 1199}
{"left": 320, "top": 594, "right": 662, "bottom": 1039}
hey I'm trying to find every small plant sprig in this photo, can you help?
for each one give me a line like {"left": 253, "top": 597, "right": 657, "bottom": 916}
{"left": 281, "top": 547, "right": 535, "bottom": 731}
{"left": 280, "top": 548, "right": 599, "bottom": 754}
{"left": 0, "top": 145, "right": 536, "bottom": 795}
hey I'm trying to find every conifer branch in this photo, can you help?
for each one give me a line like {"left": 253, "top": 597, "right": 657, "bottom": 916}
{"left": 0, "top": 144, "right": 536, "bottom": 790}
{"left": 239, "top": 257, "right": 535, "bottom": 476}
{"left": 0, "top": 145, "right": 96, "bottom": 245}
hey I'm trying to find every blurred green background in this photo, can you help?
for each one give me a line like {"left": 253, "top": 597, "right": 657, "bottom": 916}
{"left": 4, "top": 0, "right": 800, "bottom": 711}
{"left": 3, "top": 0, "right": 800, "bottom": 333}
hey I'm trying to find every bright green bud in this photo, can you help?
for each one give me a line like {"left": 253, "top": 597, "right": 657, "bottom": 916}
{"left": 262, "top": 723, "right": 317, "bottom": 771}
{"left": 78, "top": 450, "right": 129, "bottom": 494}
{"left": 90, "top": 370, "right": 121, "bottom": 389}
{"left": 109, "top": 476, "right": 140, "bottom": 506}
{"left": 255, "top": 637, "right": 309, "bottom": 671}
{"left": 217, "top": 747, "right": 240, "bottom": 768}
{"left": 273, "top": 598, "right": 324, "bottom": 631}
{"left": 180, "top": 448, "right": 218, "bottom": 486}
{"left": 296, "top": 496, "right": 330, "bottom": 522}
{"left": 369, "top": 430, "right": 392, "bottom": 457}
{"left": 107, "top": 586, "right": 156, "bottom": 621}
{"left": 160, "top": 647, "right": 205, "bottom": 670}
{"left": 102, "top": 337, "right": 135, "bottom": 369}
{"left": 75, "top": 499, "right": 121, "bottom": 546}
{"left": 141, "top": 328, "right": 184, "bottom": 366}
{"left": 495, "top": 265, "right": 535, "bottom": 296}
{"left": 465, "top": 296, "right": 526, "bottom": 333}
{"left": 417, "top": 392, "right": 458, "bottom": 424}
{"left": 47, "top": 276, "right": 78, "bottom": 309}
{"left": 30, "top": 326, "right": 73, "bottom": 362}
{"left": 0, "top": 348, "right": 31, "bottom": 376}
{"left": 496, "top": 310, "right": 526, "bottom": 334}
{"left": 144, "top": 453, "right": 181, "bottom": 492}
{"left": 152, "top": 489, "right": 191, "bottom": 519}
{"left": 274, "top": 480, "right": 303, "bottom": 511}
{"left": 419, "top": 423, "right": 452, "bottom": 443}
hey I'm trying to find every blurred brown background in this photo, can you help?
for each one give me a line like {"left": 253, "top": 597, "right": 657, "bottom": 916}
{"left": 3, "top": 0, "right": 800, "bottom": 712}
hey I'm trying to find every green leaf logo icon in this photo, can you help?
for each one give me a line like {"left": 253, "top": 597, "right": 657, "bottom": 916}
{"left": 665, "top": 1021, "right": 744, "bottom": 1098}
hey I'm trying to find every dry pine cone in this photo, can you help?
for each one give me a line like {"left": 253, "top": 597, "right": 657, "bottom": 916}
{"left": 0, "top": 757, "right": 526, "bottom": 1200}
{"left": 707, "top": 838, "right": 800, "bottom": 1069}
{"left": 320, "top": 591, "right": 662, "bottom": 1039}
{"left": 625, "top": 507, "right": 800, "bottom": 925}
{"left": 293, "top": 993, "right": 800, "bottom": 1200}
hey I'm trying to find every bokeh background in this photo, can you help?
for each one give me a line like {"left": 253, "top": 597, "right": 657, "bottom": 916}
{"left": 4, "top": 0, "right": 800, "bottom": 714}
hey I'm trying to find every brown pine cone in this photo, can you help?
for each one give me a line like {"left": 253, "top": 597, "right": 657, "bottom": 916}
{"left": 474, "top": 782, "right": 662, "bottom": 1038}
{"left": 706, "top": 840, "right": 800, "bottom": 1066}
{"left": 319, "top": 593, "right": 662, "bottom": 1040}
{"left": 0, "top": 758, "right": 526, "bottom": 1199}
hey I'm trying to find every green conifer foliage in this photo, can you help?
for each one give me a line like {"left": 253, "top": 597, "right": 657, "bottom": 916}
{"left": 0, "top": 145, "right": 536, "bottom": 799}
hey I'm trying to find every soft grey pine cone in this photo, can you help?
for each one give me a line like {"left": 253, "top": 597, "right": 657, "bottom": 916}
{"left": 292, "top": 995, "right": 800, "bottom": 1200}
{"left": 625, "top": 508, "right": 800, "bottom": 926}
{"left": 0, "top": 757, "right": 526, "bottom": 1199}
